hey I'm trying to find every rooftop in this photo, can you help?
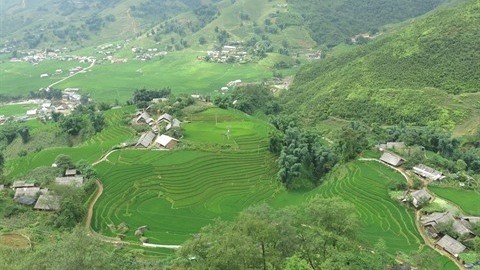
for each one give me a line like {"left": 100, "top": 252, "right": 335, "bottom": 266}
{"left": 436, "top": 235, "right": 466, "bottom": 256}
{"left": 379, "top": 151, "right": 405, "bottom": 167}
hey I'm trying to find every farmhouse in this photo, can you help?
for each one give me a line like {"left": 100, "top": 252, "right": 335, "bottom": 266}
{"left": 26, "top": 109, "right": 37, "bottom": 117}
{"left": 413, "top": 164, "right": 445, "bottom": 181}
{"left": 55, "top": 176, "right": 84, "bottom": 187}
{"left": 155, "top": 134, "right": 178, "bottom": 149}
{"left": 436, "top": 235, "right": 466, "bottom": 257}
{"left": 12, "top": 181, "right": 35, "bottom": 189}
{"left": 157, "top": 113, "right": 173, "bottom": 123}
{"left": 410, "top": 189, "right": 432, "bottom": 208}
{"left": 65, "top": 169, "right": 77, "bottom": 177}
{"left": 14, "top": 187, "right": 48, "bottom": 205}
{"left": 221, "top": 87, "right": 229, "bottom": 92}
{"left": 421, "top": 212, "right": 473, "bottom": 237}
{"left": 34, "top": 194, "right": 61, "bottom": 211}
{"left": 379, "top": 151, "right": 405, "bottom": 167}
{"left": 462, "top": 216, "right": 480, "bottom": 224}
{"left": 136, "top": 112, "right": 154, "bottom": 125}
{"left": 166, "top": 118, "right": 181, "bottom": 131}
{"left": 136, "top": 131, "right": 156, "bottom": 148}
{"left": 376, "top": 142, "right": 405, "bottom": 151}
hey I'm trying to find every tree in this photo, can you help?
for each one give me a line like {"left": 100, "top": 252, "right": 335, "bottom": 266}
{"left": 51, "top": 186, "right": 86, "bottom": 229}
{"left": 76, "top": 160, "right": 96, "bottom": 180}
{"left": 18, "top": 127, "right": 30, "bottom": 143}
{"left": 60, "top": 114, "right": 83, "bottom": 135}
{"left": 55, "top": 154, "right": 74, "bottom": 171}
{"left": 198, "top": 36, "right": 206, "bottom": 45}
{"left": 336, "top": 122, "right": 369, "bottom": 162}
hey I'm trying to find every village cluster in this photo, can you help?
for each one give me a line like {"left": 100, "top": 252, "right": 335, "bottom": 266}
{"left": 205, "top": 45, "right": 248, "bottom": 63}
{"left": 0, "top": 168, "right": 84, "bottom": 211}
{"left": 377, "top": 142, "right": 479, "bottom": 261}
{"left": 134, "top": 111, "right": 181, "bottom": 150}
{"left": 0, "top": 88, "right": 83, "bottom": 125}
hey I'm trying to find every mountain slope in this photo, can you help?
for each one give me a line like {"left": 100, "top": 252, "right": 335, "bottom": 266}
{"left": 281, "top": 0, "right": 480, "bottom": 129}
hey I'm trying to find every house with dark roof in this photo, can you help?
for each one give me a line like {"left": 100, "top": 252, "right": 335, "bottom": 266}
{"left": 436, "top": 235, "right": 466, "bottom": 257}
{"left": 380, "top": 151, "right": 405, "bottom": 167}
{"left": 136, "top": 131, "right": 156, "bottom": 148}
{"left": 410, "top": 189, "right": 432, "bottom": 208}
{"left": 14, "top": 187, "right": 48, "bottom": 205}
{"left": 34, "top": 194, "right": 61, "bottom": 211}
{"left": 413, "top": 164, "right": 445, "bottom": 181}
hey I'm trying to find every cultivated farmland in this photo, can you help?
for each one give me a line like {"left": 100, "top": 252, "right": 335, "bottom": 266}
{"left": 430, "top": 187, "right": 480, "bottom": 215}
{"left": 92, "top": 108, "right": 280, "bottom": 244}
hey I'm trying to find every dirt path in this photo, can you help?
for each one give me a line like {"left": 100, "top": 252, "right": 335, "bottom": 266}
{"left": 85, "top": 179, "right": 103, "bottom": 229}
{"left": 359, "top": 158, "right": 463, "bottom": 269}
{"left": 47, "top": 59, "right": 96, "bottom": 89}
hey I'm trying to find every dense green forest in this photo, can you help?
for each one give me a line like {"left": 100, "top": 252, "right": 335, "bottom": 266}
{"left": 288, "top": 0, "right": 448, "bottom": 47}
{"left": 281, "top": 0, "right": 480, "bottom": 127}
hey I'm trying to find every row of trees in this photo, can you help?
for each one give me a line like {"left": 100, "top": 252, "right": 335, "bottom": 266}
{"left": 214, "top": 84, "right": 280, "bottom": 115}
{"left": 57, "top": 104, "right": 106, "bottom": 138}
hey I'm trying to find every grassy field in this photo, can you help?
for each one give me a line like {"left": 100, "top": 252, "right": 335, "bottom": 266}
{"left": 0, "top": 50, "right": 297, "bottom": 103}
{"left": 5, "top": 106, "right": 136, "bottom": 178}
{"left": 0, "top": 104, "right": 37, "bottom": 116}
{"left": 430, "top": 186, "right": 480, "bottom": 215}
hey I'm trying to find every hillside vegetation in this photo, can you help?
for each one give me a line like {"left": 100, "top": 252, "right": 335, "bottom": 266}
{"left": 281, "top": 0, "right": 480, "bottom": 128}
{"left": 288, "top": 0, "right": 449, "bottom": 47}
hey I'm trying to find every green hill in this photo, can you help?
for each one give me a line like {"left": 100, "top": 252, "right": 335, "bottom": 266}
{"left": 281, "top": 0, "right": 480, "bottom": 130}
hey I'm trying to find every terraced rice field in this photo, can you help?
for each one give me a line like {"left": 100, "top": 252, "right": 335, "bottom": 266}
{"left": 6, "top": 106, "right": 135, "bottom": 178}
{"left": 313, "top": 161, "right": 423, "bottom": 254}
{"left": 92, "top": 109, "right": 279, "bottom": 244}
{"left": 430, "top": 187, "right": 480, "bottom": 215}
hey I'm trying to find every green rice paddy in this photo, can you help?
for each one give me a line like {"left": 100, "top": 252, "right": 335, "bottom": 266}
{"left": 430, "top": 187, "right": 480, "bottom": 215}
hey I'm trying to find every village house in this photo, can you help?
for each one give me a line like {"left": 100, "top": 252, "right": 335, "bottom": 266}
{"left": 155, "top": 134, "right": 178, "bottom": 149}
{"left": 436, "top": 235, "right": 466, "bottom": 257}
{"left": 65, "top": 169, "right": 77, "bottom": 177}
{"left": 157, "top": 113, "right": 173, "bottom": 123}
{"left": 14, "top": 187, "right": 48, "bottom": 205}
{"left": 376, "top": 142, "right": 405, "bottom": 151}
{"left": 409, "top": 189, "right": 432, "bottom": 208}
{"left": 413, "top": 164, "right": 445, "bottom": 181}
{"left": 166, "top": 118, "right": 181, "bottom": 131}
{"left": 55, "top": 176, "right": 84, "bottom": 187}
{"left": 379, "top": 151, "right": 405, "bottom": 167}
{"left": 136, "top": 131, "right": 156, "bottom": 148}
{"left": 34, "top": 194, "right": 61, "bottom": 211}
{"left": 421, "top": 212, "right": 474, "bottom": 238}
{"left": 136, "top": 112, "right": 154, "bottom": 125}
{"left": 461, "top": 216, "right": 480, "bottom": 224}
{"left": 12, "top": 181, "right": 36, "bottom": 189}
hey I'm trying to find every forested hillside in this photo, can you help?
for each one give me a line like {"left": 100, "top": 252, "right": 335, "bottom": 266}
{"left": 281, "top": 0, "right": 480, "bottom": 128}
{"left": 288, "top": 0, "right": 450, "bottom": 47}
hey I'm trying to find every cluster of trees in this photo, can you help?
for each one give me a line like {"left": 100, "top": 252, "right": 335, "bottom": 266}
{"left": 269, "top": 117, "right": 337, "bottom": 188}
{"left": 128, "top": 87, "right": 171, "bottom": 109}
{"left": 176, "top": 197, "right": 393, "bottom": 269}
{"left": 214, "top": 84, "right": 280, "bottom": 115}
{"left": 57, "top": 104, "right": 105, "bottom": 139}
{"left": 0, "top": 123, "right": 30, "bottom": 149}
